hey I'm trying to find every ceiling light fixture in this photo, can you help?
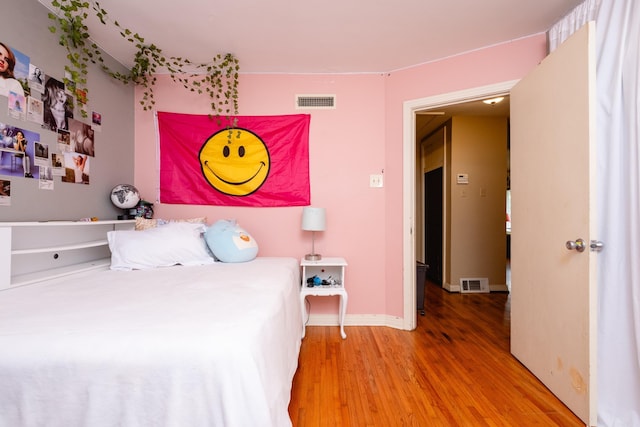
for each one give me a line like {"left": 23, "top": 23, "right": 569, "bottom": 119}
{"left": 483, "top": 97, "right": 504, "bottom": 105}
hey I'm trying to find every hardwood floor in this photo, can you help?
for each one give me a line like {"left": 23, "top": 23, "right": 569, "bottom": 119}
{"left": 289, "top": 281, "right": 584, "bottom": 426}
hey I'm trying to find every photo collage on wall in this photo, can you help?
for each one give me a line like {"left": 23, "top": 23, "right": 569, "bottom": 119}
{"left": 0, "top": 41, "right": 104, "bottom": 206}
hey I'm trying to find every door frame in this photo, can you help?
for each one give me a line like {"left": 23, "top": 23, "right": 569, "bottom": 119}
{"left": 401, "top": 80, "right": 517, "bottom": 330}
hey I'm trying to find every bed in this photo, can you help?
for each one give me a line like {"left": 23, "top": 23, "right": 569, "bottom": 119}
{"left": 0, "top": 221, "right": 302, "bottom": 427}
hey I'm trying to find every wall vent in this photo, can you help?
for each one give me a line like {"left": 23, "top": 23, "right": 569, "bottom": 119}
{"left": 295, "top": 94, "right": 336, "bottom": 110}
{"left": 460, "top": 278, "right": 490, "bottom": 293}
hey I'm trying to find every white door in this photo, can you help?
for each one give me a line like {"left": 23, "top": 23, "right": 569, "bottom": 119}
{"left": 510, "top": 22, "right": 598, "bottom": 426}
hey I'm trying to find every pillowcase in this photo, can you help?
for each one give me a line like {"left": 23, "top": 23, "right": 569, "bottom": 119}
{"left": 135, "top": 216, "right": 207, "bottom": 231}
{"left": 108, "top": 221, "right": 215, "bottom": 270}
{"left": 203, "top": 219, "right": 259, "bottom": 263}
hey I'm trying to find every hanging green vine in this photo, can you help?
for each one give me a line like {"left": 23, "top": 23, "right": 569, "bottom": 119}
{"left": 47, "top": 0, "right": 239, "bottom": 123}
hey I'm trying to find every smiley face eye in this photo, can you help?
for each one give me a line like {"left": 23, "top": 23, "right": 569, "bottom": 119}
{"left": 223, "top": 145, "right": 230, "bottom": 157}
{"left": 238, "top": 146, "right": 245, "bottom": 157}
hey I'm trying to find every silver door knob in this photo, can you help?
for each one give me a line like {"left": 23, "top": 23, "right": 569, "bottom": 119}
{"left": 566, "top": 238, "right": 586, "bottom": 252}
{"left": 590, "top": 240, "right": 604, "bottom": 252}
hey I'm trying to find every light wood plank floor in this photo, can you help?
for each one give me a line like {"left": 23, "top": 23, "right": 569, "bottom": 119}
{"left": 289, "top": 281, "right": 584, "bottom": 426}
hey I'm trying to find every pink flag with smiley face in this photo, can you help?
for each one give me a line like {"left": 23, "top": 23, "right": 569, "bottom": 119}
{"left": 157, "top": 112, "right": 310, "bottom": 207}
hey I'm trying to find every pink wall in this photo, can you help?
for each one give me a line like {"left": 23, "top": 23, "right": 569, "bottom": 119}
{"left": 134, "top": 34, "right": 548, "bottom": 320}
{"left": 382, "top": 35, "right": 547, "bottom": 316}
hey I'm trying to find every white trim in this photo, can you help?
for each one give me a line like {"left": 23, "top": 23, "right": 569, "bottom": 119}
{"left": 490, "top": 284, "right": 509, "bottom": 292}
{"left": 444, "top": 283, "right": 460, "bottom": 293}
{"left": 306, "top": 314, "right": 405, "bottom": 329}
{"left": 443, "top": 284, "right": 508, "bottom": 293}
{"left": 401, "top": 80, "right": 519, "bottom": 331}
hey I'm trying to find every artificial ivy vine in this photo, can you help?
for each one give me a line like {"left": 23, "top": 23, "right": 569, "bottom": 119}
{"left": 47, "top": 0, "right": 239, "bottom": 122}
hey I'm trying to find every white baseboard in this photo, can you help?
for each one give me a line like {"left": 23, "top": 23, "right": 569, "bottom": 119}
{"left": 306, "top": 313, "right": 406, "bottom": 330}
{"left": 304, "top": 283, "right": 509, "bottom": 331}
{"left": 443, "top": 283, "right": 509, "bottom": 293}
{"left": 443, "top": 282, "right": 459, "bottom": 292}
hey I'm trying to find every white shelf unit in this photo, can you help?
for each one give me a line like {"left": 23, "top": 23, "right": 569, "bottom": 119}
{"left": 0, "top": 220, "right": 135, "bottom": 290}
{"left": 300, "top": 257, "right": 348, "bottom": 339}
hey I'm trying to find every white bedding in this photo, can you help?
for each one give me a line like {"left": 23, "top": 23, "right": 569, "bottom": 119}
{"left": 0, "top": 257, "right": 302, "bottom": 427}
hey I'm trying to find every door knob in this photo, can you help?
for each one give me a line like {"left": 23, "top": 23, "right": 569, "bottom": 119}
{"left": 566, "top": 238, "right": 586, "bottom": 252}
{"left": 590, "top": 240, "right": 604, "bottom": 252}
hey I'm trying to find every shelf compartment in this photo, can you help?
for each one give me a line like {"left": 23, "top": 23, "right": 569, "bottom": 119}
{"left": 11, "top": 239, "right": 109, "bottom": 255}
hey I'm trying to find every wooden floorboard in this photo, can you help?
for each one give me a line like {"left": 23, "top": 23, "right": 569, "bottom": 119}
{"left": 289, "top": 281, "right": 584, "bottom": 426}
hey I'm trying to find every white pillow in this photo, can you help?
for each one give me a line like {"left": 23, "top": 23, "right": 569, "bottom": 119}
{"left": 108, "top": 222, "right": 215, "bottom": 270}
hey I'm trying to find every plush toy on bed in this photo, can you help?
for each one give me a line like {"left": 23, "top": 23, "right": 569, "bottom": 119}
{"left": 204, "top": 219, "right": 259, "bottom": 263}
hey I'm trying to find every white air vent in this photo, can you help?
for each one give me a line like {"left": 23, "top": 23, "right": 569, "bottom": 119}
{"left": 460, "top": 278, "right": 490, "bottom": 293}
{"left": 295, "top": 94, "right": 336, "bottom": 109}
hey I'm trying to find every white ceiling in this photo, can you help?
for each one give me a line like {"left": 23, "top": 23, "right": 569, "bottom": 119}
{"left": 39, "top": 0, "right": 582, "bottom": 74}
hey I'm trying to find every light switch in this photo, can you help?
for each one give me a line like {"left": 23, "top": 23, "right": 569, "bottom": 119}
{"left": 369, "top": 174, "right": 383, "bottom": 188}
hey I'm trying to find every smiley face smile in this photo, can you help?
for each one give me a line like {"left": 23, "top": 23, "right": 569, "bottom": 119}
{"left": 199, "top": 128, "right": 270, "bottom": 196}
{"left": 204, "top": 160, "right": 267, "bottom": 186}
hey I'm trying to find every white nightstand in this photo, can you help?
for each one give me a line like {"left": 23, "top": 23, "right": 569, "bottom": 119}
{"left": 300, "top": 257, "right": 348, "bottom": 339}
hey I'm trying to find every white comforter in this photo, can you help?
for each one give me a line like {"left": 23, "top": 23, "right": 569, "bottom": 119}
{"left": 0, "top": 257, "right": 302, "bottom": 427}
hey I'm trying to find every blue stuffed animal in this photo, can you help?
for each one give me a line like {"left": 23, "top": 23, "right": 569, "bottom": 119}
{"left": 204, "top": 219, "right": 259, "bottom": 263}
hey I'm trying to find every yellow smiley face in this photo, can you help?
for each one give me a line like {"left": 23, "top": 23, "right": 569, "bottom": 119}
{"left": 199, "top": 128, "right": 270, "bottom": 196}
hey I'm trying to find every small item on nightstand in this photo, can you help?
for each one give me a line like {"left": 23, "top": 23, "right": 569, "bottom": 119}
{"left": 306, "top": 275, "right": 322, "bottom": 287}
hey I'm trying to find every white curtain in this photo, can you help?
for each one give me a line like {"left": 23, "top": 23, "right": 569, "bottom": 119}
{"left": 547, "top": 0, "right": 601, "bottom": 51}
{"left": 595, "top": 1, "right": 640, "bottom": 425}
{"left": 551, "top": 1, "right": 640, "bottom": 425}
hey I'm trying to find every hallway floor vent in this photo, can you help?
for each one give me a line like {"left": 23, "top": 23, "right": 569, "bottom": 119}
{"left": 296, "top": 95, "right": 336, "bottom": 109}
{"left": 460, "top": 278, "right": 490, "bottom": 293}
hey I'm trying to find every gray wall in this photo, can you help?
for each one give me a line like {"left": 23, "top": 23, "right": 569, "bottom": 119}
{"left": 0, "top": 0, "right": 135, "bottom": 221}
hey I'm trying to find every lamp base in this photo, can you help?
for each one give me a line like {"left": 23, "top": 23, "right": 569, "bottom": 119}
{"left": 305, "top": 253, "right": 322, "bottom": 261}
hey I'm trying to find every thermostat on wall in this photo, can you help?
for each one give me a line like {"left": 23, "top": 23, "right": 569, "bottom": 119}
{"left": 456, "top": 173, "right": 469, "bottom": 184}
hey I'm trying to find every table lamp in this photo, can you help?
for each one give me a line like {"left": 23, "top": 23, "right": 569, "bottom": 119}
{"left": 301, "top": 207, "right": 326, "bottom": 261}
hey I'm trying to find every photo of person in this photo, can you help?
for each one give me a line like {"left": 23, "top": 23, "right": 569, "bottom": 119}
{"left": 0, "top": 179, "right": 10, "bottom": 206}
{"left": 92, "top": 110, "right": 102, "bottom": 132}
{"left": 61, "top": 151, "right": 89, "bottom": 184}
{"left": 8, "top": 91, "right": 26, "bottom": 120}
{"left": 27, "top": 96, "right": 44, "bottom": 124}
{"left": 0, "top": 42, "right": 25, "bottom": 97}
{"left": 0, "top": 125, "right": 39, "bottom": 179}
{"left": 29, "top": 65, "right": 43, "bottom": 84}
{"left": 0, "top": 179, "right": 9, "bottom": 196}
{"left": 28, "top": 63, "right": 44, "bottom": 92}
{"left": 56, "top": 129, "right": 70, "bottom": 152}
{"left": 92, "top": 111, "right": 102, "bottom": 126}
{"left": 51, "top": 152, "right": 65, "bottom": 176}
{"left": 13, "top": 130, "right": 33, "bottom": 178}
{"left": 51, "top": 153, "right": 63, "bottom": 168}
{"left": 72, "top": 154, "right": 86, "bottom": 183}
{"left": 69, "top": 118, "right": 95, "bottom": 156}
{"left": 42, "top": 76, "right": 73, "bottom": 132}
{"left": 34, "top": 141, "right": 49, "bottom": 167}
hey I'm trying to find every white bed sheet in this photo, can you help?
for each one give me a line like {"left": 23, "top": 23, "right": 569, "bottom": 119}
{"left": 0, "top": 257, "right": 302, "bottom": 427}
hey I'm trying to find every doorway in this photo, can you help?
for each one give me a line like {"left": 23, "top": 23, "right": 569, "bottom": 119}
{"left": 424, "top": 167, "right": 443, "bottom": 285}
{"left": 401, "top": 80, "right": 517, "bottom": 331}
